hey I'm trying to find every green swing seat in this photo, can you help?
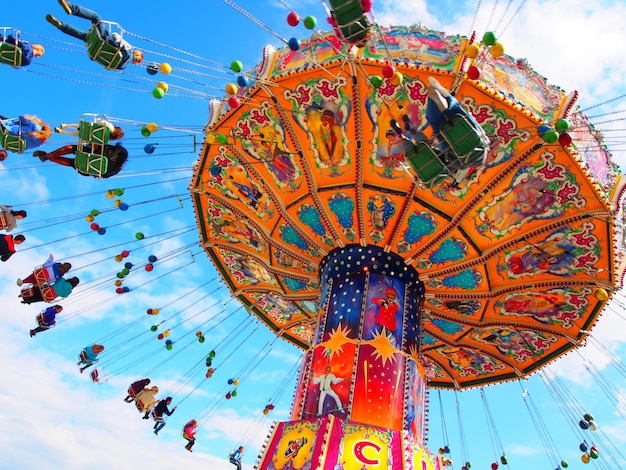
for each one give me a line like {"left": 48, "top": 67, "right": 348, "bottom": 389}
{"left": 405, "top": 141, "right": 449, "bottom": 188}
{"left": 328, "top": 0, "right": 372, "bottom": 45}
{"left": 1, "top": 129, "right": 26, "bottom": 154}
{"left": 75, "top": 148, "right": 109, "bottom": 177}
{"left": 78, "top": 120, "right": 111, "bottom": 145}
{"left": 439, "top": 115, "right": 488, "bottom": 168}
{"left": 0, "top": 41, "right": 22, "bottom": 67}
{"left": 85, "top": 24, "right": 124, "bottom": 70}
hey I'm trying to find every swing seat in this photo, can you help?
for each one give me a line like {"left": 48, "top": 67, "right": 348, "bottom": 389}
{"left": 0, "top": 212, "right": 8, "bottom": 230}
{"left": 0, "top": 41, "right": 22, "bottom": 67}
{"left": 41, "top": 286, "right": 57, "bottom": 302}
{"left": 78, "top": 120, "right": 110, "bottom": 145}
{"left": 33, "top": 266, "right": 53, "bottom": 285}
{"left": 329, "top": 0, "right": 372, "bottom": 45}
{"left": 36, "top": 312, "right": 48, "bottom": 326}
{"left": 405, "top": 141, "right": 449, "bottom": 187}
{"left": 135, "top": 398, "right": 145, "bottom": 412}
{"left": 439, "top": 115, "right": 488, "bottom": 168}
{"left": 75, "top": 150, "right": 109, "bottom": 177}
{"left": 85, "top": 23, "right": 124, "bottom": 70}
{"left": 20, "top": 286, "right": 35, "bottom": 299}
{"left": 1, "top": 130, "right": 26, "bottom": 154}
{"left": 90, "top": 369, "right": 100, "bottom": 383}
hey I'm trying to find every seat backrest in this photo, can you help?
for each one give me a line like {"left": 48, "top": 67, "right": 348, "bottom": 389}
{"left": 78, "top": 120, "right": 111, "bottom": 145}
{"left": 1, "top": 132, "right": 26, "bottom": 154}
{"left": 0, "top": 41, "right": 22, "bottom": 67}
{"left": 75, "top": 150, "right": 109, "bottom": 177}
{"left": 85, "top": 25, "right": 124, "bottom": 70}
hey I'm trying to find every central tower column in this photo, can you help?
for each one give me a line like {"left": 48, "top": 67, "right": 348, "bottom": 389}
{"left": 256, "top": 246, "right": 441, "bottom": 470}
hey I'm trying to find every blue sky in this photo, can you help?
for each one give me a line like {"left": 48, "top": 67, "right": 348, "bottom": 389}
{"left": 1, "top": 1, "right": 625, "bottom": 469}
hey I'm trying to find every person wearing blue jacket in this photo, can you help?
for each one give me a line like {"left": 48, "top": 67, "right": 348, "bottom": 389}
{"left": 0, "top": 115, "right": 52, "bottom": 150}
{"left": 0, "top": 33, "right": 45, "bottom": 66}
{"left": 30, "top": 305, "right": 63, "bottom": 337}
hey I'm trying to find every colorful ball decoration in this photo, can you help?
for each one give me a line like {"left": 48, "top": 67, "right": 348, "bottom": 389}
{"left": 230, "top": 60, "right": 243, "bottom": 73}
{"left": 116, "top": 287, "right": 124, "bottom": 294}
{"left": 287, "top": 11, "right": 300, "bottom": 26}
{"left": 542, "top": 129, "right": 559, "bottom": 144}
{"left": 225, "top": 392, "right": 232, "bottom": 399}
{"left": 157, "top": 333, "right": 164, "bottom": 340}
{"left": 225, "top": 83, "right": 238, "bottom": 95}
{"left": 90, "top": 209, "right": 100, "bottom": 216}
{"left": 558, "top": 132, "right": 572, "bottom": 146}
{"left": 144, "top": 144, "right": 156, "bottom": 154}
{"left": 114, "top": 199, "right": 123, "bottom": 208}
{"left": 465, "top": 44, "right": 479, "bottom": 58}
{"left": 119, "top": 203, "right": 129, "bottom": 211}
{"left": 115, "top": 280, "right": 122, "bottom": 287}
{"left": 106, "top": 189, "right": 115, "bottom": 198}
{"left": 595, "top": 287, "right": 609, "bottom": 300}
{"left": 561, "top": 460, "right": 569, "bottom": 468}
{"left": 228, "top": 378, "right": 234, "bottom": 385}
{"left": 303, "top": 16, "right": 317, "bottom": 29}
{"left": 135, "top": 232, "right": 145, "bottom": 240}
{"left": 121, "top": 268, "right": 130, "bottom": 275}
{"left": 209, "top": 350, "right": 216, "bottom": 358}
{"left": 228, "top": 96, "right": 241, "bottom": 108}
{"left": 382, "top": 64, "right": 395, "bottom": 78}
{"left": 146, "top": 122, "right": 158, "bottom": 133}
{"left": 159, "top": 62, "right": 172, "bottom": 74}
{"left": 150, "top": 325, "right": 158, "bottom": 332}
{"left": 97, "top": 228, "right": 106, "bottom": 235}
{"left": 152, "top": 308, "right": 160, "bottom": 315}
{"left": 147, "top": 308, "right": 154, "bottom": 315}
{"left": 165, "top": 339, "right": 172, "bottom": 346}
{"left": 152, "top": 87, "right": 165, "bottom": 99}
{"left": 148, "top": 255, "right": 158, "bottom": 263}
{"left": 123, "top": 286, "right": 130, "bottom": 292}
{"left": 467, "top": 65, "right": 480, "bottom": 80}
{"left": 490, "top": 42, "right": 504, "bottom": 57}
{"left": 195, "top": 331, "right": 203, "bottom": 337}
{"left": 288, "top": 37, "right": 301, "bottom": 51}
{"left": 205, "top": 368, "right": 215, "bottom": 378}
{"left": 198, "top": 336, "right": 205, "bottom": 343}
{"left": 579, "top": 442, "right": 588, "bottom": 452}
{"left": 231, "top": 389, "right": 237, "bottom": 397}
{"left": 490, "top": 463, "right": 498, "bottom": 470}
{"left": 116, "top": 272, "right": 125, "bottom": 279}
{"left": 589, "top": 446, "right": 599, "bottom": 459}
{"left": 86, "top": 215, "right": 94, "bottom": 222}
{"left": 124, "top": 262, "right": 133, "bottom": 269}
{"left": 115, "top": 255, "right": 123, "bottom": 262}
{"left": 482, "top": 31, "right": 497, "bottom": 46}
{"left": 122, "top": 250, "right": 130, "bottom": 258}
{"left": 115, "top": 188, "right": 124, "bottom": 196}
{"left": 90, "top": 223, "right": 100, "bottom": 231}
{"left": 581, "top": 453, "right": 590, "bottom": 464}
{"left": 156, "top": 81, "right": 169, "bottom": 93}
{"left": 370, "top": 75, "right": 383, "bottom": 88}
{"left": 216, "top": 133, "right": 228, "bottom": 144}
{"left": 579, "top": 419, "right": 590, "bottom": 429}
{"left": 555, "top": 118, "right": 571, "bottom": 132}
{"left": 145, "top": 263, "right": 154, "bottom": 272}
{"left": 146, "top": 62, "right": 159, "bottom": 75}
{"left": 233, "top": 379, "right": 239, "bottom": 386}
{"left": 237, "top": 75, "right": 250, "bottom": 88}
{"left": 166, "top": 344, "right": 173, "bottom": 350}
{"left": 163, "top": 329, "right": 170, "bottom": 338}
{"left": 390, "top": 71, "right": 403, "bottom": 86}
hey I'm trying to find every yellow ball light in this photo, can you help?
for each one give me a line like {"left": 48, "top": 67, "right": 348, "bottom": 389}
{"left": 115, "top": 255, "right": 123, "bottom": 262}
{"left": 147, "top": 122, "right": 158, "bottom": 132}
{"left": 105, "top": 190, "right": 115, "bottom": 199}
{"left": 205, "top": 134, "right": 216, "bottom": 144}
{"left": 233, "top": 379, "right": 239, "bottom": 386}
{"left": 490, "top": 42, "right": 504, "bottom": 58}
{"left": 157, "top": 81, "right": 169, "bottom": 93}
{"left": 163, "top": 329, "right": 170, "bottom": 338}
{"left": 595, "top": 288, "right": 608, "bottom": 301}
{"left": 390, "top": 71, "right": 403, "bottom": 86}
{"left": 225, "top": 83, "right": 238, "bottom": 96}
{"left": 196, "top": 330, "right": 203, "bottom": 337}
{"left": 86, "top": 215, "right": 94, "bottom": 222}
{"left": 114, "top": 280, "right": 122, "bottom": 286}
{"left": 114, "top": 199, "right": 123, "bottom": 208}
{"left": 160, "top": 62, "right": 172, "bottom": 74}
{"left": 152, "top": 308, "right": 160, "bottom": 315}
{"left": 465, "top": 44, "right": 479, "bottom": 59}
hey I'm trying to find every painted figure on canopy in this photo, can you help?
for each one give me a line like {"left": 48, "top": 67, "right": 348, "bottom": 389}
{"left": 313, "top": 365, "right": 345, "bottom": 415}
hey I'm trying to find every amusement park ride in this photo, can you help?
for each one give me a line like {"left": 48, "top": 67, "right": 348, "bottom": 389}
{"left": 190, "top": 1, "right": 624, "bottom": 469}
